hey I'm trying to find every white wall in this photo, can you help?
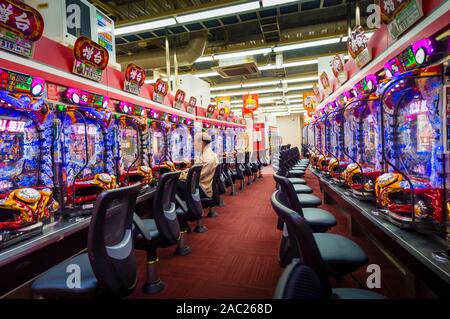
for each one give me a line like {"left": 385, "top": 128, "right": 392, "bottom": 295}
{"left": 178, "top": 75, "right": 210, "bottom": 108}
{"left": 276, "top": 114, "right": 303, "bottom": 148}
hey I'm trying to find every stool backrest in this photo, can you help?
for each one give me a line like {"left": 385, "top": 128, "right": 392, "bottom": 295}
{"left": 88, "top": 183, "right": 141, "bottom": 297}
{"left": 273, "top": 173, "right": 304, "bottom": 215}
{"left": 274, "top": 262, "right": 326, "bottom": 299}
{"left": 211, "top": 163, "right": 222, "bottom": 203}
{"left": 185, "top": 165, "right": 204, "bottom": 220}
{"left": 153, "top": 171, "right": 181, "bottom": 244}
{"left": 271, "top": 190, "right": 331, "bottom": 296}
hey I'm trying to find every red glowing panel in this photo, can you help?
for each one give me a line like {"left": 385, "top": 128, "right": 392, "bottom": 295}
{"left": 125, "top": 63, "right": 146, "bottom": 86}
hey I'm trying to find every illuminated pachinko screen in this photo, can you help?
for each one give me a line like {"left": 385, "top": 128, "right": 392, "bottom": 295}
{"left": 169, "top": 126, "right": 187, "bottom": 162}
{"left": 63, "top": 112, "right": 105, "bottom": 183}
{"left": 384, "top": 76, "right": 443, "bottom": 187}
{"left": 118, "top": 121, "right": 140, "bottom": 173}
{"left": 360, "top": 100, "right": 382, "bottom": 170}
{"left": 152, "top": 129, "right": 165, "bottom": 165}
{"left": 343, "top": 102, "right": 360, "bottom": 160}
{"left": 328, "top": 112, "right": 343, "bottom": 159}
{"left": 0, "top": 111, "right": 39, "bottom": 194}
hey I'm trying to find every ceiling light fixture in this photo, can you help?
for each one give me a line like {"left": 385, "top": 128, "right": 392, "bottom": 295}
{"left": 262, "top": 0, "right": 299, "bottom": 7}
{"left": 282, "top": 76, "right": 318, "bottom": 84}
{"left": 274, "top": 37, "right": 341, "bottom": 52}
{"left": 215, "top": 48, "right": 273, "bottom": 60}
{"left": 115, "top": 18, "right": 177, "bottom": 36}
{"left": 194, "top": 71, "right": 219, "bottom": 78}
{"left": 176, "top": 1, "right": 260, "bottom": 24}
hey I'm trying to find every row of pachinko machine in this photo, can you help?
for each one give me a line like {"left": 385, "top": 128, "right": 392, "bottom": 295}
{"left": 302, "top": 37, "right": 450, "bottom": 251}
{"left": 0, "top": 67, "right": 249, "bottom": 248}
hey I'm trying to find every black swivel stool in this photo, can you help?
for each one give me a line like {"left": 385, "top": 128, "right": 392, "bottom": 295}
{"left": 31, "top": 183, "right": 142, "bottom": 298}
{"left": 201, "top": 164, "right": 222, "bottom": 218}
{"left": 133, "top": 171, "right": 182, "bottom": 294}
{"left": 175, "top": 165, "right": 207, "bottom": 256}
{"left": 271, "top": 192, "right": 368, "bottom": 278}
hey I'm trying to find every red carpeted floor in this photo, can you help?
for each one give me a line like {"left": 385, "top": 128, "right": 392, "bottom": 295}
{"left": 129, "top": 167, "right": 405, "bottom": 299}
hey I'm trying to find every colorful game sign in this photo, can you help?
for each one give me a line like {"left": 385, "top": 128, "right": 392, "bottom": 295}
{"left": 187, "top": 96, "right": 196, "bottom": 114}
{"left": 64, "top": 87, "right": 109, "bottom": 109}
{"left": 303, "top": 91, "right": 318, "bottom": 115}
{"left": 347, "top": 26, "right": 372, "bottom": 68}
{"left": 0, "top": 68, "right": 44, "bottom": 97}
{"left": 124, "top": 63, "right": 145, "bottom": 95}
{"left": 117, "top": 101, "right": 146, "bottom": 117}
{"left": 329, "top": 54, "right": 347, "bottom": 84}
{"left": 218, "top": 107, "right": 226, "bottom": 120}
{"left": 353, "top": 74, "right": 378, "bottom": 97}
{"left": 0, "top": 0, "right": 44, "bottom": 57}
{"left": 242, "top": 94, "right": 258, "bottom": 117}
{"left": 174, "top": 89, "right": 186, "bottom": 110}
{"left": 153, "top": 79, "right": 169, "bottom": 104}
{"left": 216, "top": 96, "right": 231, "bottom": 115}
{"left": 384, "top": 38, "right": 436, "bottom": 78}
{"left": 380, "top": 0, "right": 423, "bottom": 39}
{"left": 73, "top": 37, "right": 109, "bottom": 82}
{"left": 313, "top": 83, "right": 322, "bottom": 103}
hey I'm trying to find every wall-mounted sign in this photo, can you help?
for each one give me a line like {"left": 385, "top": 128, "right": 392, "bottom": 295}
{"left": 174, "top": 89, "right": 186, "bottom": 110}
{"left": 64, "top": 87, "right": 108, "bottom": 109}
{"left": 380, "top": 0, "right": 423, "bottom": 39}
{"left": 123, "top": 63, "right": 145, "bottom": 95}
{"left": 72, "top": 36, "right": 109, "bottom": 82}
{"left": 353, "top": 74, "right": 379, "bottom": 97}
{"left": 329, "top": 54, "right": 347, "bottom": 84}
{"left": 153, "top": 79, "right": 168, "bottom": 104}
{"left": 206, "top": 104, "right": 216, "bottom": 119}
{"left": 347, "top": 26, "right": 372, "bottom": 68}
{"left": 0, "top": 0, "right": 44, "bottom": 58}
{"left": 187, "top": 96, "right": 196, "bottom": 114}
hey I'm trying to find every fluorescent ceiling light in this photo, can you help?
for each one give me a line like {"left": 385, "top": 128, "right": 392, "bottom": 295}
{"left": 283, "top": 76, "right": 318, "bottom": 84}
{"left": 242, "top": 80, "right": 280, "bottom": 88}
{"left": 262, "top": 0, "right": 299, "bottom": 7}
{"left": 258, "top": 64, "right": 276, "bottom": 71}
{"left": 215, "top": 48, "right": 272, "bottom": 60}
{"left": 195, "top": 56, "right": 214, "bottom": 63}
{"left": 211, "top": 84, "right": 242, "bottom": 91}
{"left": 115, "top": 18, "right": 177, "bottom": 36}
{"left": 176, "top": 1, "right": 260, "bottom": 24}
{"left": 274, "top": 37, "right": 341, "bottom": 52}
{"left": 288, "top": 84, "right": 314, "bottom": 90}
{"left": 194, "top": 71, "right": 219, "bottom": 78}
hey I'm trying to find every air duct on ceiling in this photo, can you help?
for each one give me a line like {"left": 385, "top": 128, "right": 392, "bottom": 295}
{"left": 117, "top": 32, "right": 208, "bottom": 70}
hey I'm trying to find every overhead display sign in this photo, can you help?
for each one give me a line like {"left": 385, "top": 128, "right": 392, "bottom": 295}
{"left": 174, "top": 89, "right": 186, "bottom": 110}
{"left": 317, "top": 56, "right": 335, "bottom": 98}
{"left": 206, "top": 104, "right": 216, "bottom": 119}
{"left": 153, "top": 79, "right": 168, "bottom": 104}
{"left": 124, "top": 63, "right": 145, "bottom": 95}
{"left": 242, "top": 93, "right": 258, "bottom": 117}
{"left": 216, "top": 96, "right": 231, "bottom": 115}
{"left": 72, "top": 36, "right": 109, "bottom": 82}
{"left": 380, "top": 0, "right": 423, "bottom": 39}
{"left": 0, "top": 0, "right": 44, "bottom": 58}
{"left": 303, "top": 90, "right": 318, "bottom": 115}
{"left": 187, "top": 96, "right": 196, "bottom": 114}
{"left": 347, "top": 26, "right": 372, "bottom": 68}
{"left": 329, "top": 54, "right": 347, "bottom": 84}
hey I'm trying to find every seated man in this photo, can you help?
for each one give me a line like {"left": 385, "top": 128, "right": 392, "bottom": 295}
{"left": 179, "top": 132, "right": 219, "bottom": 198}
